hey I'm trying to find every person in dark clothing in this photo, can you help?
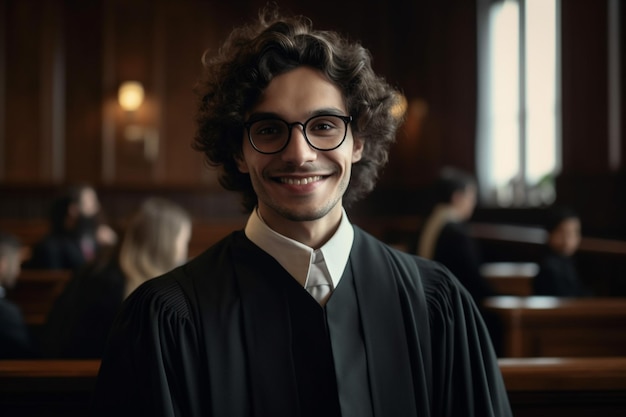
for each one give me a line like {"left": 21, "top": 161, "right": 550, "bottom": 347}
{"left": 534, "top": 206, "right": 589, "bottom": 297}
{"left": 39, "top": 197, "right": 191, "bottom": 358}
{"left": 92, "top": 8, "right": 512, "bottom": 417}
{"left": 417, "top": 167, "right": 496, "bottom": 304}
{"left": 26, "top": 184, "right": 117, "bottom": 271}
{"left": 417, "top": 167, "right": 503, "bottom": 354}
{"left": 0, "top": 232, "right": 37, "bottom": 358}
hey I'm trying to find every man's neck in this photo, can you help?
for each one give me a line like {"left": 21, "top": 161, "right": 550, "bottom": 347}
{"left": 257, "top": 206, "right": 343, "bottom": 249}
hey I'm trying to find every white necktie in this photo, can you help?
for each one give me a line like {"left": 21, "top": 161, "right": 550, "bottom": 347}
{"left": 306, "top": 251, "right": 331, "bottom": 305}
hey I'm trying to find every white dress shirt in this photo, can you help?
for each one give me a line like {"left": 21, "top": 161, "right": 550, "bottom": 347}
{"left": 244, "top": 208, "right": 354, "bottom": 303}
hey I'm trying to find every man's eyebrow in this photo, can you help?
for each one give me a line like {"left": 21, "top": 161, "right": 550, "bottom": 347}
{"left": 246, "top": 112, "right": 280, "bottom": 122}
{"left": 246, "top": 108, "right": 348, "bottom": 122}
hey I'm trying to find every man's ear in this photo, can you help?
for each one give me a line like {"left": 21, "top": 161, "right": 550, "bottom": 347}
{"left": 235, "top": 153, "right": 249, "bottom": 173}
{"left": 352, "top": 137, "right": 364, "bottom": 162}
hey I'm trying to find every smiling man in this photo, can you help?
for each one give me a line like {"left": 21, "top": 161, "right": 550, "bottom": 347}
{"left": 92, "top": 8, "right": 512, "bottom": 417}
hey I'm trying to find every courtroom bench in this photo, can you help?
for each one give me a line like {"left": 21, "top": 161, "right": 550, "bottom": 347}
{"left": 499, "top": 356, "right": 626, "bottom": 417}
{"left": 2, "top": 358, "right": 626, "bottom": 417}
{"left": 485, "top": 296, "right": 626, "bottom": 357}
{"left": 0, "top": 359, "right": 100, "bottom": 417}
{"left": 5, "top": 269, "right": 72, "bottom": 327}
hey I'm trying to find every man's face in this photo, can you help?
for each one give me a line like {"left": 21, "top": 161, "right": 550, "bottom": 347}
{"left": 236, "top": 66, "right": 363, "bottom": 228}
{"left": 549, "top": 217, "right": 581, "bottom": 256}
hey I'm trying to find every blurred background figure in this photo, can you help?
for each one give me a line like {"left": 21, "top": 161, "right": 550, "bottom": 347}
{"left": 26, "top": 184, "right": 118, "bottom": 270}
{"left": 417, "top": 167, "right": 503, "bottom": 353}
{"left": 534, "top": 205, "right": 590, "bottom": 297}
{"left": 0, "top": 232, "right": 37, "bottom": 358}
{"left": 39, "top": 197, "right": 191, "bottom": 358}
{"left": 417, "top": 167, "right": 496, "bottom": 303}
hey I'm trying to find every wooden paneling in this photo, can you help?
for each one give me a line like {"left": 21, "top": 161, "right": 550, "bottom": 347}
{"left": 4, "top": 0, "right": 45, "bottom": 182}
{"left": 561, "top": 0, "right": 610, "bottom": 175}
{"left": 64, "top": 0, "right": 105, "bottom": 182}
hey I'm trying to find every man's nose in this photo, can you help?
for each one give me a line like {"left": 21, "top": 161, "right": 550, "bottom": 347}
{"left": 280, "top": 125, "right": 317, "bottom": 164}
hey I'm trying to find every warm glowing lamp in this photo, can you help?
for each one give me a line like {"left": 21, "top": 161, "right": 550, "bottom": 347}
{"left": 391, "top": 92, "right": 408, "bottom": 120}
{"left": 118, "top": 81, "right": 144, "bottom": 111}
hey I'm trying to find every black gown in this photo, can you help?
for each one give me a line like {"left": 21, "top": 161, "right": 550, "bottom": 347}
{"left": 92, "top": 227, "right": 512, "bottom": 417}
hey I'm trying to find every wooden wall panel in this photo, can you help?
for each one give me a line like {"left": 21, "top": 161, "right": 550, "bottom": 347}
{"left": 561, "top": 0, "right": 609, "bottom": 175}
{"left": 64, "top": 0, "right": 103, "bottom": 183}
{"left": 4, "top": 0, "right": 45, "bottom": 182}
{"left": 156, "top": 0, "right": 220, "bottom": 185}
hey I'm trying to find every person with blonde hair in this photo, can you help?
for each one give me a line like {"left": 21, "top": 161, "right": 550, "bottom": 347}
{"left": 40, "top": 197, "right": 191, "bottom": 358}
{"left": 0, "top": 232, "right": 37, "bottom": 358}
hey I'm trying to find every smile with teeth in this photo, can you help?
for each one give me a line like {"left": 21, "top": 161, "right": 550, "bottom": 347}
{"left": 279, "top": 176, "right": 323, "bottom": 185}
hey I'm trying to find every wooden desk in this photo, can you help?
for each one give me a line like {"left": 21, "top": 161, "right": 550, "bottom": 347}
{"left": 481, "top": 262, "right": 537, "bottom": 296}
{"left": 485, "top": 296, "right": 626, "bottom": 357}
{"left": 499, "top": 357, "right": 626, "bottom": 417}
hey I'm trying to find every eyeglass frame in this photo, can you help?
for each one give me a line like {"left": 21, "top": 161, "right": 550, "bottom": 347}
{"left": 243, "top": 114, "right": 353, "bottom": 155}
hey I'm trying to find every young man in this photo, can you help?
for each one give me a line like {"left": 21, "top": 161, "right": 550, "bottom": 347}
{"left": 92, "top": 10, "right": 512, "bottom": 417}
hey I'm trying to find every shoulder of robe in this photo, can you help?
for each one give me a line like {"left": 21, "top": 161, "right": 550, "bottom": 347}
{"left": 353, "top": 225, "right": 463, "bottom": 300}
{"left": 121, "top": 231, "right": 244, "bottom": 321}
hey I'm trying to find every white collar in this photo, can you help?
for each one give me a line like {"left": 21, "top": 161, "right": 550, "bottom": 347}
{"left": 244, "top": 208, "right": 354, "bottom": 290}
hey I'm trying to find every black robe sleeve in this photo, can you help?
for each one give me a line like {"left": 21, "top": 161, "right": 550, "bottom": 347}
{"left": 91, "top": 274, "right": 209, "bottom": 417}
{"left": 418, "top": 259, "right": 512, "bottom": 416}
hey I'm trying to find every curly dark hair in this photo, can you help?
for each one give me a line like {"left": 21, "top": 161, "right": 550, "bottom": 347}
{"left": 193, "top": 8, "right": 403, "bottom": 212}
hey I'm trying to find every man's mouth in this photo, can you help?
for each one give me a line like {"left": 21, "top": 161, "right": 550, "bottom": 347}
{"left": 277, "top": 175, "right": 323, "bottom": 185}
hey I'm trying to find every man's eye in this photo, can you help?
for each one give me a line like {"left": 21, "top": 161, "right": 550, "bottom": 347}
{"left": 254, "top": 122, "right": 284, "bottom": 136}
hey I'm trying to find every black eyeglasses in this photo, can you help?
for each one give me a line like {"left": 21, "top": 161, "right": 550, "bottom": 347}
{"left": 243, "top": 114, "right": 352, "bottom": 154}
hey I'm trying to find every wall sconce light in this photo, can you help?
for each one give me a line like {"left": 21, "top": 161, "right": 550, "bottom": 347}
{"left": 391, "top": 92, "right": 408, "bottom": 120}
{"left": 117, "top": 81, "right": 158, "bottom": 161}
{"left": 118, "top": 81, "right": 145, "bottom": 112}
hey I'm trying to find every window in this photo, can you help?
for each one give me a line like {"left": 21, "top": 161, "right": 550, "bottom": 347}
{"left": 476, "top": 0, "right": 560, "bottom": 207}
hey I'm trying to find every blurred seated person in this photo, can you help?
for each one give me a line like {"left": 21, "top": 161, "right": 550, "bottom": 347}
{"left": 0, "top": 232, "right": 37, "bottom": 358}
{"left": 417, "top": 167, "right": 502, "bottom": 353}
{"left": 26, "top": 184, "right": 117, "bottom": 270}
{"left": 39, "top": 197, "right": 191, "bottom": 358}
{"left": 417, "top": 167, "right": 496, "bottom": 304}
{"left": 534, "top": 205, "right": 590, "bottom": 297}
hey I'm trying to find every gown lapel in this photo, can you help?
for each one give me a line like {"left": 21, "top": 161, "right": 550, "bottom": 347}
{"left": 350, "top": 228, "right": 423, "bottom": 416}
